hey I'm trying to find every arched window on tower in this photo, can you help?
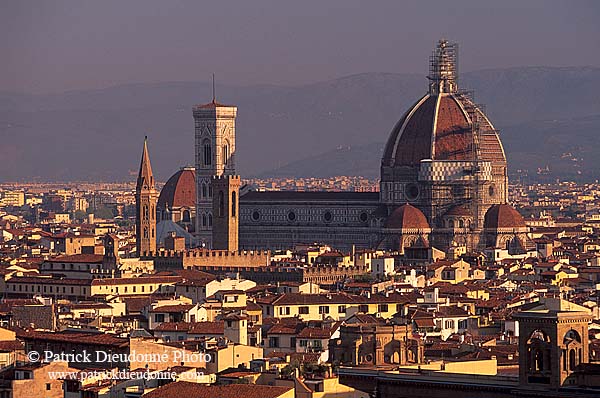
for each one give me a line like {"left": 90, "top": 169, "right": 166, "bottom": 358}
{"left": 201, "top": 183, "right": 207, "bottom": 198}
{"left": 218, "top": 191, "right": 225, "bottom": 217}
{"left": 143, "top": 205, "right": 148, "bottom": 219}
{"left": 143, "top": 227, "right": 148, "bottom": 239}
{"left": 202, "top": 214, "right": 207, "bottom": 227}
{"left": 203, "top": 139, "right": 212, "bottom": 166}
{"left": 208, "top": 213, "right": 213, "bottom": 226}
{"left": 223, "top": 142, "right": 230, "bottom": 166}
{"left": 569, "top": 349, "right": 576, "bottom": 371}
{"left": 231, "top": 191, "right": 237, "bottom": 217}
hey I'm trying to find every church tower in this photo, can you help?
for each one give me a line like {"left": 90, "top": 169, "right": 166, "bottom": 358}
{"left": 212, "top": 175, "right": 240, "bottom": 251}
{"left": 193, "top": 94, "right": 237, "bottom": 248}
{"left": 514, "top": 298, "right": 592, "bottom": 389}
{"left": 136, "top": 137, "right": 158, "bottom": 256}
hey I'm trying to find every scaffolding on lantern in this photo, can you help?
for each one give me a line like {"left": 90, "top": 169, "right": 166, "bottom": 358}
{"left": 428, "top": 39, "right": 458, "bottom": 94}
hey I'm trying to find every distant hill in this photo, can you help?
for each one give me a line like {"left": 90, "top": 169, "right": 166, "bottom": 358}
{"left": 0, "top": 66, "right": 599, "bottom": 182}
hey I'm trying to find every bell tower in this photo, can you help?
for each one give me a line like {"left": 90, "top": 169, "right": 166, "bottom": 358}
{"left": 193, "top": 91, "right": 237, "bottom": 248}
{"left": 513, "top": 298, "right": 592, "bottom": 390}
{"left": 212, "top": 175, "right": 240, "bottom": 251}
{"left": 135, "top": 137, "right": 158, "bottom": 256}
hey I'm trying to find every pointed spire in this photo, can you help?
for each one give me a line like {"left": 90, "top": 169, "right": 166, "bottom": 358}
{"left": 137, "top": 136, "right": 155, "bottom": 191}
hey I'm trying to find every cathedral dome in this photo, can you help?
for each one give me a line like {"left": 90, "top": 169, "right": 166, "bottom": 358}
{"left": 158, "top": 167, "right": 196, "bottom": 209}
{"left": 381, "top": 93, "right": 506, "bottom": 167}
{"left": 385, "top": 204, "right": 430, "bottom": 230}
{"left": 381, "top": 40, "right": 506, "bottom": 169}
{"left": 484, "top": 204, "right": 525, "bottom": 229}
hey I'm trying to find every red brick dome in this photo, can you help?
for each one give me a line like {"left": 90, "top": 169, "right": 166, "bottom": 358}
{"left": 381, "top": 93, "right": 506, "bottom": 168}
{"left": 385, "top": 204, "right": 430, "bottom": 229}
{"left": 158, "top": 167, "right": 196, "bottom": 209}
{"left": 484, "top": 204, "right": 525, "bottom": 229}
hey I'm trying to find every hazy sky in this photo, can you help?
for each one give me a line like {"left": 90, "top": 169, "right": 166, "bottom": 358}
{"left": 2, "top": 0, "right": 599, "bottom": 94}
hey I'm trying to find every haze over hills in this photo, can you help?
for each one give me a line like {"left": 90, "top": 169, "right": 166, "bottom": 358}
{"left": 1, "top": 66, "right": 599, "bottom": 182}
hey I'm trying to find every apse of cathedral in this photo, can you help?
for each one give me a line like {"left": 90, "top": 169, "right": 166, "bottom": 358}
{"left": 153, "top": 40, "right": 528, "bottom": 255}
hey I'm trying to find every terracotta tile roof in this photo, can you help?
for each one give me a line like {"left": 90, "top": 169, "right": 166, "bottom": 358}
{"left": 8, "top": 276, "right": 92, "bottom": 286}
{"left": 297, "top": 327, "right": 333, "bottom": 339}
{"left": 155, "top": 321, "right": 224, "bottom": 335}
{"left": 484, "top": 204, "right": 526, "bottom": 229}
{"left": 142, "top": 381, "right": 292, "bottom": 398}
{"left": 92, "top": 276, "right": 183, "bottom": 286}
{"left": 415, "top": 318, "right": 436, "bottom": 328}
{"left": 272, "top": 293, "right": 359, "bottom": 306}
{"left": 49, "top": 254, "right": 104, "bottom": 263}
{"left": 241, "top": 191, "right": 379, "bottom": 202}
{"left": 18, "top": 330, "right": 128, "bottom": 348}
{"left": 0, "top": 340, "right": 23, "bottom": 352}
{"left": 385, "top": 204, "right": 430, "bottom": 229}
{"left": 157, "top": 167, "right": 196, "bottom": 209}
{"left": 148, "top": 304, "right": 193, "bottom": 313}
{"left": 124, "top": 297, "right": 153, "bottom": 313}
{"left": 382, "top": 93, "right": 506, "bottom": 166}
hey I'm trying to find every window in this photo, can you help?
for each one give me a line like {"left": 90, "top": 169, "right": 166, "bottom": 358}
{"left": 290, "top": 337, "right": 296, "bottom": 348}
{"left": 269, "top": 337, "right": 280, "bottom": 348}
{"left": 231, "top": 191, "right": 236, "bottom": 217}
{"left": 155, "top": 314, "right": 165, "bottom": 323}
{"left": 202, "top": 214, "right": 207, "bottom": 227}
{"left": 288, "top": 211, "right": 296, "bottom": 221}
{"left": 203, "top": 140, "right": 212, "bottom": 166}
{"left": 378, "top": 304, "right": 388, "bottom": 313}
{"left": 279, "top": 307, "right": 290, "bottom": 316}
{"left": 318, "top": 306, "right": 329, "bottom": 314}
{"left": 223, "top": 143, "right": 229, "bottom": 166}
{"left": 218, "top": 191, "right": 225, "bottom": 217}
{"left": 46, "top": 383, "right": 51, "bottom": 391}
{"left": 359, "top": 305, "right": 369, "bottom": 313}
{"left": 338, "top": 305, "right": 346, "bottom": 313}
{"left": 201, "top": 183, "right": 208, "bottom": 198}
{"left": 299, "top": 306, "right": 309, "bottom": 314}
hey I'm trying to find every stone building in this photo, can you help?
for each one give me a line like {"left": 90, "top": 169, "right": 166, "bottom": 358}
{"left": 331, "top": 323, "right": 424, "bottom": 367}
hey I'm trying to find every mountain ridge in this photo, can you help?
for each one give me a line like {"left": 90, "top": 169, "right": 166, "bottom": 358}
{"left": 1, "top": 66, "right": 599, "bottom": 182}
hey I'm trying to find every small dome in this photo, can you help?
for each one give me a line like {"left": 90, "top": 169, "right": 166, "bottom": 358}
{"left": 158, "top": 167, "right": 196, "bottom": 209}
{"left": 385, "top": 204, "right": 430, "bottom": 229}
{"left": 444, "top": 204, "right": 472, "bottom": 217}
{"left": 484, "top": 204, "right": 525, "bottom": 229}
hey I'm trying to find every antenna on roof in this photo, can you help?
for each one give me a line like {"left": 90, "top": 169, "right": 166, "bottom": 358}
{"left": 212, "top": 73, "right": 216, "bottom": 103}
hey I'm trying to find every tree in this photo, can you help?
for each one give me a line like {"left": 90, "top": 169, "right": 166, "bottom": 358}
{"left": 72, "top": 210, "right": 87, "bottom": 222}
{"left": 94, "top": 206, "right": 114, "bottom": 219}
